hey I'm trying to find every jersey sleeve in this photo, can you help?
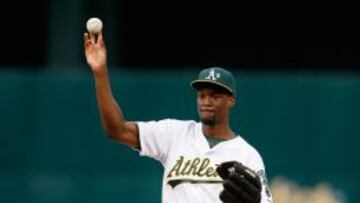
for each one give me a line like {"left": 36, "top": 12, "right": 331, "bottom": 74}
{"left": 136, "top": 119, "right": 178, "bottom": 164}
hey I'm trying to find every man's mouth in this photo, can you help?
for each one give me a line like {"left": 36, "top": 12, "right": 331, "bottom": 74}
{"left": 200, "top": 108, "right": 215, "bottom": 113}
{"left": 200, "top": 109, "right": 215, "bottom": 117}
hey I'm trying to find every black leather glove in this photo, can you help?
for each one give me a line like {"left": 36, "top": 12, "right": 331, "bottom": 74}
{"left": 216, "top": 161, "right": 261, "bottom": 203}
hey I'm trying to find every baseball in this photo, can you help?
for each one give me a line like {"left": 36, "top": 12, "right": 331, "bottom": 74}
{"left": 86, "top": 17, "right": 103, "bottom": 34}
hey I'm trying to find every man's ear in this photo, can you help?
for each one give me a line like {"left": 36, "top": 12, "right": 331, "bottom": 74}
{"left": 227, "top": 96, "right": 236, "bottom": 107}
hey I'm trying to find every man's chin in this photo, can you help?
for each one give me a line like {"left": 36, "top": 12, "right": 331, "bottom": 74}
{"left": 201, "top": 118, "right": 216, "bottom": 126}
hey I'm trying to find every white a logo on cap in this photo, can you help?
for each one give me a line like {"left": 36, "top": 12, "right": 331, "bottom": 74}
{"left": 205, "top": 69, "right": 220, "bottom": 80}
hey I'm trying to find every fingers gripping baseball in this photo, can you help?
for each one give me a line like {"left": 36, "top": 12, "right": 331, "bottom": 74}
{"left": 84, "top": 32, "right": 107, "bottom": 73}
{"left": 217, "top": 161, "right": 261, "bottom": 203}
{"left": 84, "top": 17, "right": 107, "bottom": 74}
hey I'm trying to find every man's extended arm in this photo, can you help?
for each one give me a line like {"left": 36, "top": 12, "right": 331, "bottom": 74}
{"left": 83, "top": 31, "right": 139, "bottom": 149}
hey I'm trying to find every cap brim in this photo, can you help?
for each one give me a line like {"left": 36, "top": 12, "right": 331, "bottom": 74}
{"left": 191, "top": 80, "right": 234, "bottom": 95}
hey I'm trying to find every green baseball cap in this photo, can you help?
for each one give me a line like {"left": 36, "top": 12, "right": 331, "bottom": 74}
{"left": 191, "top": 67, "right": 236, "bottom": 96}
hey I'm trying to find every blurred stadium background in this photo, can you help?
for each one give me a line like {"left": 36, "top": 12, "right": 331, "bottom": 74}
{"left": 0, "top": 1, "right": 359, "bottom": 203}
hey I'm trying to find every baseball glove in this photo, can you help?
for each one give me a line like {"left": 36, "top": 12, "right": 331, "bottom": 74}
{"left": 216, "top": 161, "right": 261, "bottom": 203}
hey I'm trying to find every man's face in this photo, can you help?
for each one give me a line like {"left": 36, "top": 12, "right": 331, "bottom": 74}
{"left": 197, "top": 88, "right": 235, "bottom": 126}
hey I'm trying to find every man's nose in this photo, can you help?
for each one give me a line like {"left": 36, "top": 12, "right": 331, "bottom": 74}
{"left": 202, "top": 96, "right": 212, "bottom": 105}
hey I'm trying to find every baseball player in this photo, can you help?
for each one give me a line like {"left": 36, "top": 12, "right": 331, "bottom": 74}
{"left": 84, "top": 31, "right": 273, "bottom": 203}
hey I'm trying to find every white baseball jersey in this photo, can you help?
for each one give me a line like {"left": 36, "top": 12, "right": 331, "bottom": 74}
{"left": 136, "top": 119, "right": 273, "bottom": 203}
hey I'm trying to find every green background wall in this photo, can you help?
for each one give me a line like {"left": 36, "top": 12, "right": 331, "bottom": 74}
{"left": 1, "top": 68, "right": 359, "bottom": 202}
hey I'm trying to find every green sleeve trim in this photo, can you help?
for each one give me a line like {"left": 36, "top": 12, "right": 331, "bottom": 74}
{"left": 134, "top": 122, "right": 141, "bottom": 150}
